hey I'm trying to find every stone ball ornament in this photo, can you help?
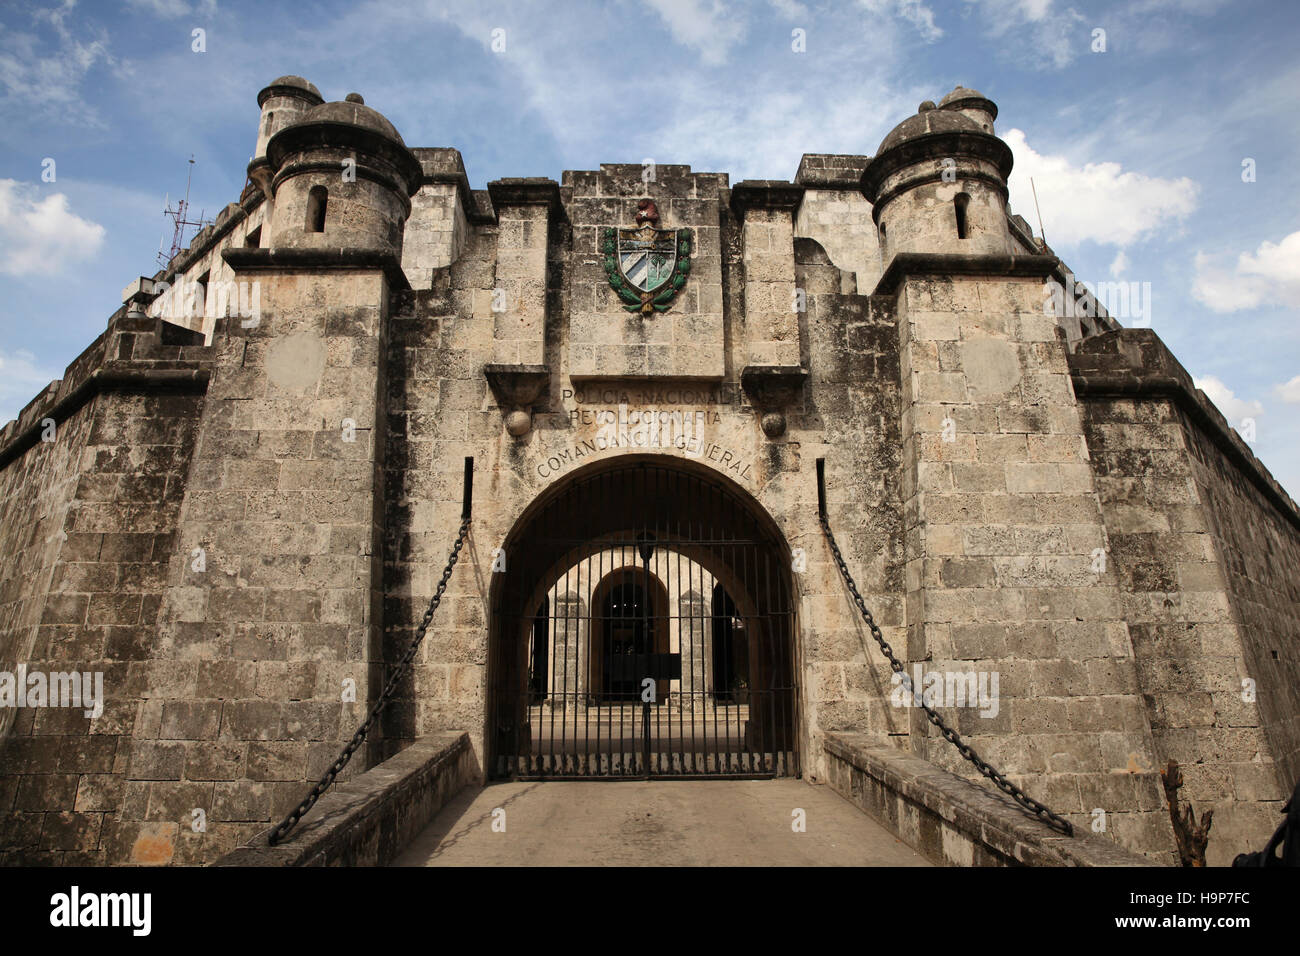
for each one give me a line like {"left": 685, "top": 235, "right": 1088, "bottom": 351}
{"left": 761, "top": 411, "right": 786, "bottom": 438}
{"left": 505, "top": 409, "right": 532, "bottom": 437}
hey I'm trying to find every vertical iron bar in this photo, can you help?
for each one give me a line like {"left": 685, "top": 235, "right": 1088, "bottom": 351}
{"left": 561, "top": 547, "right": 571, "bottom": 774}
{"left": 641, "top": 475, "right": 651, "bottom": 778}
{"left": 816, "top": 456, "right": 826, "bottom": 523}
{"left": 462, "top": 456, "right": 474, "bottom": 521}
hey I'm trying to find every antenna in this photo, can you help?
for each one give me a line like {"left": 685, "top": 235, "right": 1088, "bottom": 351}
{"left": 157, "top": 155, "right": 213, "bottom": 269}
{"left": 1029, "top": 176, "right": 1047, "bottom": 250}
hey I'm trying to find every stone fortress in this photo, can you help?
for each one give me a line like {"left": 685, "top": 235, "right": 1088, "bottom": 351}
{"left": 1, "top": 76, "right": 1297, "bottom": 866}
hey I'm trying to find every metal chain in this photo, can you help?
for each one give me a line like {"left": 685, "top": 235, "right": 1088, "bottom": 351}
{"left": 819, "top": 514, "right": 1075, "bottom": 836}
{"left": 268, "top": 518, "right": 471, "bottom": 846}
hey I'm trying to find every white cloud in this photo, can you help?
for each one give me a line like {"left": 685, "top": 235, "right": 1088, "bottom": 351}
{"left": 1108, "top": 250, "right": 1128, "bottom": 277}
{"left": 859, "top": 0, "right": 943, "bottom": 42}
{"left": 401, "top": 0, "right": 912, "bottom": 181}
{"left": 0, "top": 179, "right": 105, "bottom": 276}
{"left": 767, "top": 0, "right": 809, "bottom": 17}
{"left": 1124, "top": 0, "right": 1229, "bottom": 15}
{"left": 962, "top": 0, "right": 1084, "bottom": 69}
{"left": 0, "top": 0, "right": 123, "bottom": 127}
{"left": 1191, "top": 230, "right": 1300, "bottom": 313}
{"left": 125, "top": 0, "right": 219, "bottom": 17}
{"left": 1004, "top": 128, "right": 1199, "bottom": 248}
{"left": 1194, "top": 375, "right": 1263, "bottom": 425}
{"left": 652, "top": 81, "right": 908, "bottom": 181}
{"left": 1274, "top": 375, "right": 1300, "bottom": 404}
{"left": 644, "top": 0, "right": 748, "bottom": 66}
{"left": 0, "top": 348, "right": 60, "bottom": 426}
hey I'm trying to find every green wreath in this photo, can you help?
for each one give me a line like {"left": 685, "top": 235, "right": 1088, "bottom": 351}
{"left": 603, "top": 227, "right": 693, "bottom": 314}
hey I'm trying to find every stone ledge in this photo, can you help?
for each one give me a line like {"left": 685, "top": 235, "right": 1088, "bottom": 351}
{"left": 795, "top": 154, "right": 872, "bottom": 189}
{"left": 410, "top": 147, "right": 492, "bottom": 224}
{"left": 872, "top": 252, "right": 1059, "bottom": 296}
{"left": 824, "top": 733, "right": 1155, "bottom": 867}
{"left": 222, "top": 246, "right": 411, "bottom": 290}
{"left": 730, "top": 180, "right": 805, "bottom": 219}
{"left": 487, "top": 178, "right": 566, "bottom": 222}
{"left": 1070, "top": 327, "right": 1300, "bottom": 533}
{"left": 862, "top": 129, "right": 1013, "bottom": 203}
{"left": 0, "top": 322, "right": 211, "bottom": 472}
{"left": 212, "top": 731, "right": 473, "bottom": 867}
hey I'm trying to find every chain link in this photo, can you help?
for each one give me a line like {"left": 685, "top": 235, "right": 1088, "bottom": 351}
{"left": 268, "top": 518, "right": 471, "bottom": 846}
{"left": 819, "top": 514, "right": 1075, "bottom": 837}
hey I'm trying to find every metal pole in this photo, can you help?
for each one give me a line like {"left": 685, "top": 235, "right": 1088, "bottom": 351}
{"left": 461, "top": 456, "right": 474, "bottom": 521}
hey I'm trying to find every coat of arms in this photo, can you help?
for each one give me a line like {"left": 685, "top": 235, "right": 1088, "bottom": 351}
{"left": 602, "top": 200, "right": 692, "bottom": 314}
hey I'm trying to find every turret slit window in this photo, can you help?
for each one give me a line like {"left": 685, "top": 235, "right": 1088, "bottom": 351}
{"left": 954, "top": 192, "right": 970, "bottom": 240}
{"left": 306, "top": 186, "right": 327, "bottom": 233}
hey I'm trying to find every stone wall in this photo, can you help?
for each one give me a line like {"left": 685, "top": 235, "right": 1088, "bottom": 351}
{"left": 381, "top": 224, "right": 500, "bottom": 760}
{"left": 1071, "top": 329, "right": 1298, "bottom": 865}
{"left": 565, "top": 165, "right": 727, "bottom": 380}
{"left": 889, "top": 261, "right": 1175, "bottom": 860}
{"left": 378, "top": 167, "right": 908, "bottom": 786}
{"left": 0, "top": 313, "right": 211, "bottom": 864}
{"left": 793, "top": 153, "right": 879, "bottom": 294}
{"left": 214, "top": 731, "right": 474, "bottom": 866}
{"left": 794, "top": 238, "right": 906, "bottom": 777}
{"left": 147, "top": 195, "right": 268, "bottom": 343}
{"left": 135, "top": 258, "right": 397, "bottom": 864}
{"left": 400, "top": 148, "right": 476, "bottom": 293}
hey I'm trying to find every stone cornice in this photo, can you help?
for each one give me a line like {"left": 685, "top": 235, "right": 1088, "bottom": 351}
{"left": 486, "top": 178, "right": 566, "bottom": 222}
{"left": 1069, "top": 328, "right": 1300, "bottom": 533}
{"left": 872, "top": 252, "right": 1058, "bottom": 296}
{"left": 222, "top": 246, "right": 412, "bottom": 290}
{"left": 266, "top": 122, "right": 424, "bottom": 197}
{"left": 861, "top": 130, "right": 1013, "bottom": 204}
{"left": 729, "top": 180, "right": 806, "bottom": 220}
{"left": 423, "top": 170, "right": 490, "bottom": 223}
{"left": 257, "top": 83, "right": 323, "bottom": 109}
{"left": 0, "top": 362, "right": 210, "bottom": 471}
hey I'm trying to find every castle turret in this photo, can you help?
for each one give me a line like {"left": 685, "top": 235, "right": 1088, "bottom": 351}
{"left": 247, "top": 75, "right": 324, "bottom": 196}
{"left": 861, "top": 97, "right": 1014, "bottom": 263}
{"left": 938, "top": 84, "right": 997, "bottom": 134}
{"left": 263, "top": 92, "right": 422, "bottom": 255}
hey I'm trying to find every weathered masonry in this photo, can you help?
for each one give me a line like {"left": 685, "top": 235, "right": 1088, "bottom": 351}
{"left": 1, "top": 79, "right": 1296, "bottom": 866}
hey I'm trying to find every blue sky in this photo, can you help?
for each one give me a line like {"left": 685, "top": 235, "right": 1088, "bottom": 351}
{"left": 2, "top": 0, "right": 1298, "bottom": 494}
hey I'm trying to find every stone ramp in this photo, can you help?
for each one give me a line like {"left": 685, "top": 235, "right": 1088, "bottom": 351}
{"left": 392, "top": 779, "right": 930, "bottom": 866}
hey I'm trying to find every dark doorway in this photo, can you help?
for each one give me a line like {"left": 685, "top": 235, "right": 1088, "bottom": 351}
{"left": 528, "top": 596, "right": 548, "bottom": 704}
{"left": 711, "top": 585, "right": 749, "bottom": 703}
{"left": 600, "top": 579, "right": 651, "bottom": 701}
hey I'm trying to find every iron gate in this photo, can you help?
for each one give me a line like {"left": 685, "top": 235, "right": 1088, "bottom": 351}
{"left": 489, "top": 460, "right": 799, "bottom": 779}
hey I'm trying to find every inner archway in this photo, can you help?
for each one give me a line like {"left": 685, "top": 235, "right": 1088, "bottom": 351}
{"left": 487, "top": 456, "right": 799, "bottom": 779}
{"left": 589, "top": 567, "right": 671, "bottom": 704}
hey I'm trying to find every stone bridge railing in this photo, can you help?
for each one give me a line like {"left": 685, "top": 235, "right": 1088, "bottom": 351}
{"left": 824, "top": 733, "right": 1160, "bottom": 866}
{"left": 213, "top": 732, "right": 474, "bottom": 867}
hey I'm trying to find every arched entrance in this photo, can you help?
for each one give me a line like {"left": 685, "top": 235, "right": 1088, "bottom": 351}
{"left": 589, "top": 567, "right": 671, "bottom": 704}
{"left": 488, "top": 457, "right": 799, "bottom": 779}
